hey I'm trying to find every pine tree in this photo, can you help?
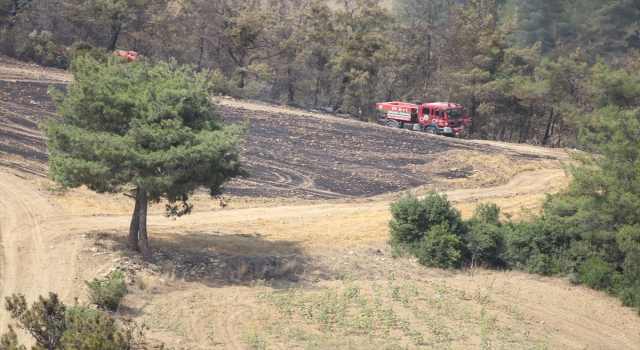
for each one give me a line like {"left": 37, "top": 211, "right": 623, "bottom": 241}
{"left": 577, "top": 0, "right": 640, "bottom": 55}
{"left": 330, "top": 0, "right": 394, "bottom": 115}
{"left": 507, "top": 0, "right": 576, "bottom": 54}
{"left": 66, "top": 0, "right": 162, "bottom": 52}
{"left": 40, "top": 55, "right": 248, "bottom": 262}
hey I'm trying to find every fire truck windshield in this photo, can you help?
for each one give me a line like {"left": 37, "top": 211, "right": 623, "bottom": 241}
{"left": 447, "top": 108, "right": 462, "bottom": 118}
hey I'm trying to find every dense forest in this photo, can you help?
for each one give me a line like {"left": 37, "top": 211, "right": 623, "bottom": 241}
{"left": 2, "top": 0, "right": 640, "bottom": 146}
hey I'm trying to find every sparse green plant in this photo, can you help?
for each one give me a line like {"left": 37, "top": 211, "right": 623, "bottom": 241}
{"left": 242, "top": 327, "right": 268, "bottom": 349}
{"left": 84, "top": 270, "right": 126, "bottom": 311}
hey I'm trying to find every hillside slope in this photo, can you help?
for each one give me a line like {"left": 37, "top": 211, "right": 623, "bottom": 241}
{"left": 1, "top": 57, "right": 638, "bottom": 349}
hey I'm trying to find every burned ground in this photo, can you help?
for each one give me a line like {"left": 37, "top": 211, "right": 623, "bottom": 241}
{"left": 0, "top": 80, "right": 63, "bottom": 176}
{"left": 0, "top": 80, "right": 560, "bottom": 199}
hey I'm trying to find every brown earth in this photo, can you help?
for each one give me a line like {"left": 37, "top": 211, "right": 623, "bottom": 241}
{"left": 0, "top": 56, "right": 638, "bottom": 349}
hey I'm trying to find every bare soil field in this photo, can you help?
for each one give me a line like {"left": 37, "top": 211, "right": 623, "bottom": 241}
{"left": 1, "top": 56, "right": 639, "bottom": 349}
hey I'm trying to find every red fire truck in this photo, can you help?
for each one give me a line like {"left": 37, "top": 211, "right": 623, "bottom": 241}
{"left": 374, "top": 101, "right": 472, "bottom": 136}
{"left": 114, "top": 50, "right": 140, "bottom": 61}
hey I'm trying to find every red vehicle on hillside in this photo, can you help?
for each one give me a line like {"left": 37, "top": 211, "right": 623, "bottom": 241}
{"left": 374, "top": 100, "right": 472, "bottom": 136}
{"left": 115, "top": 50, "right": 140, "bottom": 61}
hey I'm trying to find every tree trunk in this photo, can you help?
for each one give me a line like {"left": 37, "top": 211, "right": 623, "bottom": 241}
{"left": 542, "top": 107, "right": 554, "bottom": 146}
{"left": 196, "top": 37, "right": 205, "bottom": 72}
{"left": 286, "top": 65, "right": 294, "bottom": 103}
{"left": 333, "top": 76, "right": 349, "bottom": 112}
{"left": 385, "top": 74, "right": 398, "bottom": 102}
{"left": 422, "top": 33, "right": 432, "bottom": 93}
{"left": 137, "top": 189, "right": 154, "bottom": 262}
{"left": 314, "top": 75, "right": 320, "bottom": 107}
{"left": 107, "top": 13, "right": 121, "bottom": 52}
{"left": 128, "top": 189, "right": 140, "bottom": 252}
{"left": 468, "top": 99, "right": 477, "bottom": 135}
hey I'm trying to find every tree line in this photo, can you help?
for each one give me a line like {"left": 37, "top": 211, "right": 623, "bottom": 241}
{"left": 2, "top": 0, "right": 640, "bottom": 146}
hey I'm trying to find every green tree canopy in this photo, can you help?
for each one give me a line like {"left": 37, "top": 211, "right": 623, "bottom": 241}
{"left": 40, "top": 55, "right": 248, "bottom": 261}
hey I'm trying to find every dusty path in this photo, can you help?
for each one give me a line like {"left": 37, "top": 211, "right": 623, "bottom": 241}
{"left": 0, "top": 56, "right": 71, "bottom": 84}
{"left": 0, "top": 170, "right": 83, "bottom": 337}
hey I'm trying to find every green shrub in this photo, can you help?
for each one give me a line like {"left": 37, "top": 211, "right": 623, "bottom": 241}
{"left": 60, "top": 306, "right": 127, "bottom": 350}
{"left": 467, "top": 202, "right": 501, "bottom": 226}
{"left": 389, "top": 191, "right": 464, "bottom": 245}
{"left": 578, "top": 257, "right": 619, "bottom": 291}
{"left": 389, "top": 192, "right": 466, "bottom": 268}
{"left": 15, "top": 30, "right": 67, "bottom": 68}
{"left": 0, "top": 293, "right": 148, "bottom": 349}
{"left": 465, "top": 222, "right": 504, "bottom": 267}
{"left": 201, "top": 68, "right": 231, "bottom": 96}
{"left": 67, "top": 41, "right": 106, "bottom": 63}
{"left": 526, "top": 254, "right": 564, "bottom": 276}
{"left": 413, "top": 223, "right": 463, "bottom": 268}
{"left": 85, "top": 270, "right": 127, "bottom": 311}
{"left": 0, "top": 325, "right": 25, "bottom": 350}
{"left": 618, "top": 286, "right": 640, "bottom": 310}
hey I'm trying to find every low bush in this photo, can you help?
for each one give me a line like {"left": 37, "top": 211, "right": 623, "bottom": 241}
{"left": 526, "top": 253, "right": 564, "bottom": 276}
{"left": 66, "top": 41, "right": 106, "bottom": 63}
{"left": 1, "top": 293, "right": 149, "bottom": 349}
{"left": 414, "top": 223, "right": 463, "bottom": 268}
{"left": 60, "top": 306, "right": 127, "bottom": 350}
{"left": 85, "top": 270, "right": 126, "bottom": 311}
{"left": 388, "top": 192, "right": 466, "bottom": 268}
{"left": 578, "top": 257, "right": 619, "bottom": 291}
{"left": 15, "top": 30, "right": 67, "bottom": 68}
{"left": 3, "top": 292, "right": 66, "bottom": 350}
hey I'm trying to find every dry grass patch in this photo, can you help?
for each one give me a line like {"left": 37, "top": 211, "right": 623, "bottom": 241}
{"left": 134, "top": 268, "right": 176, "bottom": 294}
{"left": 227, "top": 255, "right": 301, "bottom": 281}
{"left": 437, "top": 151, "right": 560, "bottom": 188}
{"left": 151, "top": 230, "right": 304, "bottom": 256}
{"left": 134, "top": 273, "right": 157, "bottom": 292}
{"left": 6, "top": 153, "right": 24, "bottom": 162}
{"left": 275, "top": 259, "right": 300, "bottom": 276}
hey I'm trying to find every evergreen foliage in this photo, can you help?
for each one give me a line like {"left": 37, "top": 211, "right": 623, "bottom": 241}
{"left": 4, "top": 293, "right": 66, "bottom": 350}
{"left": 1, "top": 293, "right": 147, "bottom": 349}
{"left": 389, "top": 192, "right": 466, "bottom": 268}
{"left": 0, "top": 325, "right": 25, "bottom": 350}
{"left": 84, "top": 270, "right": 126, "bottom": 311}
{"left": 40, "top": 55, "right": 248, "bottom": 261}
{"left": 60, "top": 306, "right": 127, "bottom": 350}
{"left": 389, "top": 102, "right": 640, "bottom": 311}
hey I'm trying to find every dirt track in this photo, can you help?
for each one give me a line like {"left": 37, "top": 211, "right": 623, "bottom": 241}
{"left": 1, "top": 56, "right": 639, "bottom": 349}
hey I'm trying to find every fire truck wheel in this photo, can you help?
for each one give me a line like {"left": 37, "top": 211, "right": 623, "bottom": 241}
{"left": 425, "top": 126, "right": 437, "bottom": 134}
{"left": 384, "top": 120, "right": 399, "bottom": 128}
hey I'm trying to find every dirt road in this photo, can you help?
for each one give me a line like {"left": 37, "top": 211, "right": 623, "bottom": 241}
{"left": 0, "top": 170, "right": 83, "bottom": 335}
